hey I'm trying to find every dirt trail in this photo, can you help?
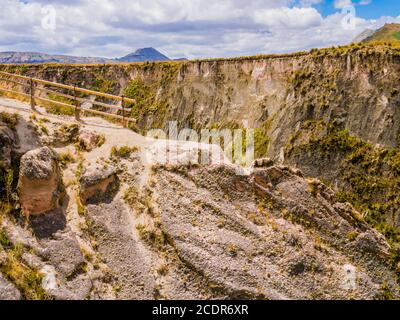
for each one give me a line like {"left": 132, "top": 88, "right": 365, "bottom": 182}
{"left": 0, "top": 96, "right": 151, "bottom": 151}
{"left": 0, "top": 96, "right": 229, "bottom": 165}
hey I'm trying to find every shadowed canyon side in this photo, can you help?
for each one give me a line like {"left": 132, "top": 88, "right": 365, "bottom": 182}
{"left": 1, "top": 43, "right": 400, "bottom": 300}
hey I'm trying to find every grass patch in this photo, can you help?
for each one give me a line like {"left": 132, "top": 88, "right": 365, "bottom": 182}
{"left": 45, "top": 93, "right": 75, "bottom": 116}
{"left": 123, "top": 186, "right": 139, "bottom": 208}
{"left": 59, "top": 150, "right": 76, "bottom": 167}
{"left": 110, "top": 145, "right": 139, "bottom": 158}
{"left": 0, "top": 228, "right": 10, "bottom": 247}
{"left": 0, "top": 112, "right": 18, "bottom": 130}
{"left": 0, "top": 243, "right": 50, "bottom": 300}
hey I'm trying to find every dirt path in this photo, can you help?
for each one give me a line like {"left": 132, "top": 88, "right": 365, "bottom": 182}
{"left": 0, "top": 96, "right": 152, "bottom": 153}
{"left": 0, "top": 96, "right": 230, "bottom": 167}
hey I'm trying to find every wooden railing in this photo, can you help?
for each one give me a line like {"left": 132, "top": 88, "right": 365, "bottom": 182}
{"left": 0, "top": 71, "right": 136, "bottom": 126}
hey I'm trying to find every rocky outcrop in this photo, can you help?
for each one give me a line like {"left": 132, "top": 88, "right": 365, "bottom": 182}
{"left": 0, "top": 121, "right": 16, "bottom": 169}
{"left": 82, "top": 145, "right": 399, "bottom": 300}
{"left": 17, "top": 147, "right": 65, "bottom": 216}
{"left": 79, "top": 164, "right": 116, "bottom": 203}
{"left": 51, "top": 124, "right": 79, "bottom": 147}
{"left": 142, "top": 163, "right": 398, "bottom": 299}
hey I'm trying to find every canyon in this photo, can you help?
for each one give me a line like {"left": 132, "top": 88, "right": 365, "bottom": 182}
{"left": 0, "top": 42, "right": 400, "bottom": 299}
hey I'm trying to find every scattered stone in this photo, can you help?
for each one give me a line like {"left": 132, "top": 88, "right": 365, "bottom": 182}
{"left": 52, "top": 124, "right": 79, "bottom": 147}
{"left": 40, "top": 231, "right": 86, "bottom": 276}
{"left": 253, "top": 158, "right": 274, "bottom": 168}
{"left": 0, "top": 274, "right": 21, "bottom": 300}
{"left": 78, "top": 130, "right": 104, "bottom": 151}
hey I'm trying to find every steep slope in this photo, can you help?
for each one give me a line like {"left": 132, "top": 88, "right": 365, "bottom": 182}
{"left": 0, "top": 104, "right": 398, "bottom": 299}
{"left": 361, "top": 23, "right": 400, "bottom": 43}
{"left": 352, "top": 29, "right": 375, "bottom": 43}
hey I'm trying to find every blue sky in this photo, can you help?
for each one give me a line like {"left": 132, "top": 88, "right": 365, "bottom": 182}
{"left": 317, "top": 0, "right": 400, "bottom": 19}
{"left": 0, "top": 0, "right": 399, "bottom": 59}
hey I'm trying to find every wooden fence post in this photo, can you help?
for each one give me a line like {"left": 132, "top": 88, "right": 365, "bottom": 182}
{"left": 121, "top": 95, "right": 126, "bottom": 128}
{"left": 30, "top": 78, "right": 36, "bottom": 110}
{"left": 73, "top": 86, "right": 81, "bottom": 122}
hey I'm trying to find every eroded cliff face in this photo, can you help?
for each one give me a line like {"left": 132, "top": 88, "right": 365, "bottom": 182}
{"left": 1, "top": 45, "right": 399, "bottom": 156}
{"left": 1, "top": 43, "right": 400, "bottom": 250}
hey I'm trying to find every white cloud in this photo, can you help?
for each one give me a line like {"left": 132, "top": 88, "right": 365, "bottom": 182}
{"left": 334, "top": 0, "right": 353, "bottom": 9}
{"left": 254, "top": 7, "right": 322, "bottom": 29}
{"left": 0, "top": 0, "right": 398, "bottom": 59}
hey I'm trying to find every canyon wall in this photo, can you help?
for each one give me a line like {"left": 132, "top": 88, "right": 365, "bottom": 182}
{"left": 1, "top": 45, "right": 400, "bottom": 158}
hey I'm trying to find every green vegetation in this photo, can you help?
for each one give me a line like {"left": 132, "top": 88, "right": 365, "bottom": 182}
{"left": 123, "top": 63, "right": 180, "bottom": 131}
{"left": 76, "top": 195, "right": 85, "bottom": 216}
{"left": 110, "top": 145, "right": 139, "bottom": 158}
{"left": 135, "top": 222, "right": 166, "bottom": 251}
{"left": 37, "top": 123, "right": 48, "bottom": 135}
{"left": 346, "top": 231, "right": 359, "bottom": 242}
{"left": 45, "top": 93, "right": 75, "bottom": 116}
{"left": 123, "top": 186, "right": 139, "bottom": 208}
{"left": 0, "top": 166, "right": 18, "bottom": 216}
{"left": 0, "top": 242, "right": 50, "bottom": 300}
{"left": 124, "top": 78, "right": 170, "bottom": 130}
{"left": 59, "top": 150, "right": 76, "bottom": 167}
{"left": 254, "top": 117, "right": 274, "bottom": 159}
{"left": 97, "top": 134, "right": 106, "bottom": 147}
{"left": 360, "top": 24, "right": 400, "bottom": 44}
{"left": 0, "top": 228, "right": 10, "bottom": 247}
{"left": 286, "top": 121, "right": 400, "bottom": 279}
{"left": 0, "top": 112, "right": 18, "bottom": 130}
{"left": 91, "top": 76, "right": 117, "bottom": 94}
{"left": 307, "top": 179, "right": 320, "bottom": 197}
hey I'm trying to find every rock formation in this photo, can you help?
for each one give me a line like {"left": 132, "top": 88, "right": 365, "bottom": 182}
{"left": 0, "top": 121, "right": 16, "bottom": 169}
{"left": 79, "top": 164, "right": 116, "bottom": 204}
{"left": 17, "top": 147, "right": 65, "bottom": 216}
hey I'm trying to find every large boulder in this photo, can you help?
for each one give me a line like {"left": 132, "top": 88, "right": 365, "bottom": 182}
{"left": 18, "top": 147, "right": 65, "bottom": 216}
{"left": 79, "top": 164, "right": 116, "bottom": 203}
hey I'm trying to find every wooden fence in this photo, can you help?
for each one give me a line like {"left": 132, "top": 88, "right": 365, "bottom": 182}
{"left": 0, "top": 71, "right": 136, "bottom": 126}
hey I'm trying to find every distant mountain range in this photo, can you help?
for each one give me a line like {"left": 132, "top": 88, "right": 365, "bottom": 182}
{"left": 0, "top": 47, "right": 187, "bottom": 64}
{"left": 116, "top": 47, "right": 170, "bottom": 62}
{"left": 353, "top": 23, "right": 400, "bottom": 43}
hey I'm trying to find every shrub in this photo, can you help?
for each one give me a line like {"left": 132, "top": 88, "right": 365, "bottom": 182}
{"left": 1, "top": 243, "right": 50, "bottom": 300}
{"left": 59, "top": 150, "right": 76, "bottom": 167}
{"left": 110, "top": 145, "right": 138, "bottom": 158}
{"left": 0, "top": 228, "right": 10, "bottom": 247}
{"left": 0, "top": 112, "right": 18, "bottom": 130}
